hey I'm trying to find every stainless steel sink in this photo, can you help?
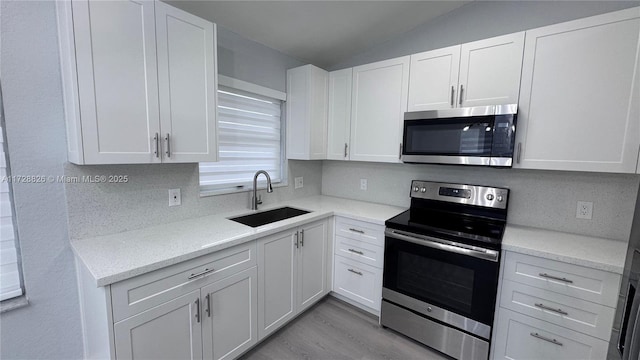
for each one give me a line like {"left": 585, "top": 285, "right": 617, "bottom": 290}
{"left": 229, "top": 207, "right": 311, "bottom": 228}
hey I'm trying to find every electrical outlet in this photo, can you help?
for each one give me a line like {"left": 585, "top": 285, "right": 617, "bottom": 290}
{"left": 360, "top": 179, "right": 368, "bottom": 191}
{"left": 576, "top": 201, "right": 593, "bottom": 219}
{"left": 294, "top": 177, "right": 303, "bottom": 189}
{"left": 169, "top": 188, "right": 181, "bottom": 207}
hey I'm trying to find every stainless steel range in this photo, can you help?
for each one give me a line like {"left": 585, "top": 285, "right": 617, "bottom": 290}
{"left": 381, "top": 180, "right": 509, "bottom": 360}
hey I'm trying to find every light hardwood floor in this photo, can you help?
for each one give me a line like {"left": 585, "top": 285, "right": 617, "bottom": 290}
{"left": 241, "top": 296, "right": 451, "bottom": 360}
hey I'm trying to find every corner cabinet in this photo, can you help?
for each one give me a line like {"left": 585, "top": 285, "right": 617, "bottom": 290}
{"left": 326, "top": 68, "right": 353, "bottom": 160}
{"left": 257, "top": 219, "right": 329, "bottom": 339}
{"left": 350, "top": 56, "right": 410, "bottom": 163}
{"left": 56, "top": 0, "right": 218, "bottom": 165}
{"left": 286, "top": 65, "right": 328, "bottom": 160}
{"left": 408, "top": 32, "right": 524, "bottom": 112}
{"left": 514, "top": 8, "right": 640, "bottom": 173}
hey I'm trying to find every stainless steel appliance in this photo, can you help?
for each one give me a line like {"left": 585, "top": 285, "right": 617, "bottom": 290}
{"left": 401, "top": 105, "right": 517, "bottom": 167}
{"left": 611, "top": 188, "right": 640, "bottom": 360}
{"left": 382, "top": 181, "right": 509, "bottom": 360}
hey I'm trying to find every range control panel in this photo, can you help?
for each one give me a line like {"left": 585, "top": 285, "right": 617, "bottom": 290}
{"left": 410, "top": 180, "right": 509, "bottom": 209}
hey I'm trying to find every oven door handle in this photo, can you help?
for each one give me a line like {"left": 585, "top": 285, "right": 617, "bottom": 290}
{"left": 385, "top": 229, "right": 499, "bottom": 262}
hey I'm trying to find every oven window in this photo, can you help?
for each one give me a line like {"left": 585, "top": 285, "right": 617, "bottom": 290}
{"left": 397, "top": 251, "right": 474, "bottom": 314}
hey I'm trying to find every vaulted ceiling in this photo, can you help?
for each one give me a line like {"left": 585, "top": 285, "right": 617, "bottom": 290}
{"left": 166, "top": 1, "right": 471, "bottom": 69}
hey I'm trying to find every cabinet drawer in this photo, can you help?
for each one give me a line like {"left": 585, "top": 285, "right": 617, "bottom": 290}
{"left": 493, "top": 308, "right": 608, "bottom": 360}
{"left": 503, "top": 252, "right": 620, "bottom": 307}
{"left": 333, "top": 254, "right": 382, "bottom": 311}
{"left": 335, "top": 235, "right": 383, "bottom": 268}
{"left": 112, "top": 241, "right": 256, "bottom": 322}
{"left": 500, "top": 279, "right": 615, "bottom": 341}
{"left": 335, "top": 217, "right": 384, "bottom": 247}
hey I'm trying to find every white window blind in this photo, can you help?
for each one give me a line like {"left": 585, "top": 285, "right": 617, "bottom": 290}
{"left": 199, "top": 85, "right": 284, "bottom": 193}
{"left": 0, "top": 126, "right": 23, "bottom": 301}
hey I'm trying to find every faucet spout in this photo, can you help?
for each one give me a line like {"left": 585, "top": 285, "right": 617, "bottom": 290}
{"left": 252, "top": 170, "right": 273, "bottom": 210}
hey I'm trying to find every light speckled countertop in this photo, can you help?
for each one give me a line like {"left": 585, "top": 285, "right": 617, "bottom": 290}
{"left": 71, "top": 195, "right": 405, "bottom": 287}
{"left": 502, "top": 224, "right": 628, "bottom": 274}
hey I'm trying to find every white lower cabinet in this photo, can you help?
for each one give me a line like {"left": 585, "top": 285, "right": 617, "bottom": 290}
{"left": 493, "top": 309, "right": 609, "bottom": 360}
{"left": 114, "top": 290, "right": 203, "bottom": 360}
{"left": 258, "top": 219, "right": 329, "bottom": 339}
{"left": 492, "top": 251, "right": 620, "bottom": 360}
{"left": 331, "top": 217, "right": 385, "bottom": 314}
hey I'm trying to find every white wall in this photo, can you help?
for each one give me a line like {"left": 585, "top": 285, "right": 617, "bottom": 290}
{"left": 0, "top": 1, "right": 83, "bottom": 359}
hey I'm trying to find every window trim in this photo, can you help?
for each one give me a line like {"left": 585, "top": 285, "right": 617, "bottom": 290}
{"left": 200, "top": 77, "right": 288, "bottom": 197}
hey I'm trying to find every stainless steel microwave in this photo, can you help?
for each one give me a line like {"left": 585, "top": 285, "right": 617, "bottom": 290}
{"left": 401, "top": 104, "right": 518, "bottom": 167}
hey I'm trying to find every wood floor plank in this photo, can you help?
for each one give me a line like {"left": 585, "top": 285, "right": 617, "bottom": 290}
{"left": 241, "top": 296, "right": 451, "bottom": 360}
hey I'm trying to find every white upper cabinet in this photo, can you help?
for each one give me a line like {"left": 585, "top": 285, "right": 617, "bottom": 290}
{"left": 156, "top": 2, "right": 218, "bottom": 163}
{"left": 514, "top": 8, "right": 640, "bottom": 173}
{"left": 458, "top": 32, "right": 525, "bottom": 107}
{"left": 408, "top": 33, "right": 524, "bottom": 112}
{"left": 408, "top": 45, "right": 461, "bottom": 111}
{"left": 326, "top": 68, "right": 353, "bottom": 160}
{"left": 350, "top": 56, "right": 410, "bottom": 163}
{"left": 57, "top": 0, "right": 217, "bottom": 164}
{"left": 286, "top": 65, "right": 328, "bottom": 160}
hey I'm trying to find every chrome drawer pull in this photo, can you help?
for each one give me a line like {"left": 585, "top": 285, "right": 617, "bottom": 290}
{"left": 188, "top": 268, "right": 215, "bottom": 279}
{"left": 348, "top": 248, "right": 364, "bottom": 255}
{"left": 349, "top": 228, "right": 365, "bottom": 234}
{"left": 348, "top": 269, "right": 363, "bottom": 276}
{"left": 539, "top": 273, "right": 574, "bottom": 283}
{"left": 530, "top": 332, "right": 563, "bottom": 346}
{"left": 534, "top": 303, "right": 568, "bottom": 315}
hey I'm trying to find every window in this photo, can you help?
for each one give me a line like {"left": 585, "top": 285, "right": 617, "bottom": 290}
{"left": 0, "top": 124, "right": 23, "bottom": 302}
{"left": 200, "top": 77, "right": 286, "bottom": 195}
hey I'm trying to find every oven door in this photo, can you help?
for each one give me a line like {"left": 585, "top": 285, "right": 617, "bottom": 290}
{"left": 383, "top": 229, "right": 500, "bottom": 331}
{"left": 402, "top": 105, "right": 516, "bottom": 166}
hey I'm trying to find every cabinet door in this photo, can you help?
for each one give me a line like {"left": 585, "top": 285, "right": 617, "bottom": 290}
{"left": 114, "top": 290, "right": 202, "bottom": 360}
{"left": 492, "top": 308, "right": 608, "bottom": 360}
{"left": 458, "top": 32, "right": 524, "bottom": 107}
{"left": 202, "top": 267, "right": 257, "bottom": 360}
{"left": 257, "top": 230, "right": 297, "bottom": 339}
{"left": 326, "top": 68, "right": 353, "bottom": 160}
{"left": 515, "top": 9, "right": 640, "bottom": 173}
{"left": 297, "top": 220, "right": 328, "bottom": 312}
{"left": 71, "top": 0, "right": 161, "bottom": 164}
{"left": 408, "top": 45, "right": 461, "bottom": 111}
{"left": 156, "top": 2, "right": 218, "bottom": 163}
{"left": 350, "top": 56, "right": 410, "bottom": 163}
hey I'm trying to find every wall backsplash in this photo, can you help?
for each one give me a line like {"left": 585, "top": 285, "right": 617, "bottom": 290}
{"left": 322, "top": 160, "right": 640, "bottom": 242}
{"left": 65, "top": 160, "right": 322, "bottom": 239}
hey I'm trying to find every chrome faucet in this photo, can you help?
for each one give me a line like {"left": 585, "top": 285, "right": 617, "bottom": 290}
{"left": 251, "top": 170, "right": 273, "bottom": 210}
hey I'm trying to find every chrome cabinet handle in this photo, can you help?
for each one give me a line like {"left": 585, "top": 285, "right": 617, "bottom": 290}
{"left": 349, "top": 228, "right": 364, "bottom": 234}
{"left": 153, "top": 133, "right": 159, "bottom": 158}
{"left": 348, "top": 248, "right": 364, "bottom": 255}
{"left": 534, "top": 303, "right": 568, "bottom": 315}
{"left": 195, "top": 298, "right": 200, "bottom": 323}
{"left": 348, "top": 269, "right": 363, "bottom": 276}
{"left": 205, "top": 294, "right": 211, "bottom": 317}
{"left": 450, "top": 86, "right": 455, "bottom": 106}
{"left": 539, "top": 273, "right": 573, "bottom": 284}
{"left": 459, "top": 85, "right": 464, "bottom": 105}
{"left": 165, "top": 133, "right": 171, "bottom": 157}
{"left": 516, "top": 142, "right": 522, "bottom": 164}
{"left": 530, "top": 332, "right": 562, "bottom": 346}
{"left": 399, "top": 143, "right": 402, "bottom": 160}
{"left": 300, "top": 229, "right": 305, "bottom": 247}
{"left": 344, "top": 143, "right": 348, "bottom": 158}
{"left": 294, "top": 231, "right": 299, "bottom": 249}
{"left": 188, "top": 268, "right": 215, "bottom": 280}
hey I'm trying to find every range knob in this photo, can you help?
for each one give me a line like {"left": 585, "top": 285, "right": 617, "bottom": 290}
{"left": 497, "top": 195, "right": 504, "bottom": 202}
{"left": 420, "top": 187, "right": 427, "bottom": 193}
{"left": 486, "top": 194, "right": 495, "bottom": 201}
{"left": 413, "top": 186, "right": 420, "bottom": 192}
